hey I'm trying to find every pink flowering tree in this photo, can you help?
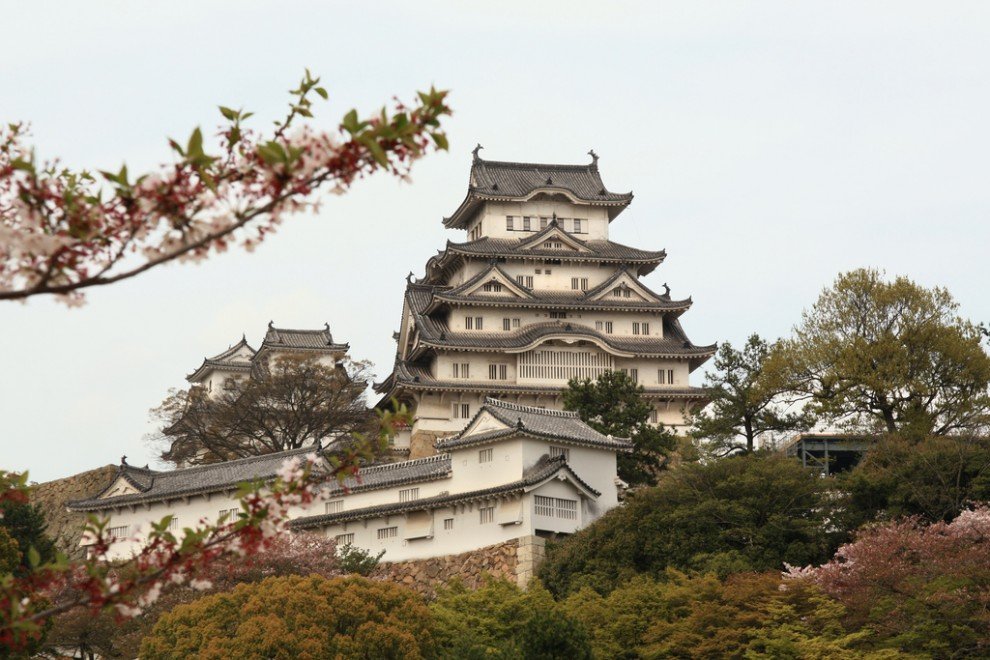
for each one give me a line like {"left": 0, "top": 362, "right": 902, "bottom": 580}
{"left": 785, "top": 504, "right": 990, "bottom": 656}
{"left": 0, "top": 70, "right": 450, "bottom": 305}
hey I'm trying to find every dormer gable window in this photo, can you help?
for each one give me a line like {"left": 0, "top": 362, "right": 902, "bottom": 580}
{"left": 482, "top": 282, "right": 503, "bottom": 293}
{"left": 543, "top": 241, "right": 563, "bottom": 250}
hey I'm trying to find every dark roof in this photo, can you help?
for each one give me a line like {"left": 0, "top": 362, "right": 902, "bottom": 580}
{"left": 67, "top": 445, "right": 452, "bottom": 512}
{"left": 186, "top": 337, "right": 256, "bottom": 382}
{"left": 436, "top": 398, "right": 633, "bottom": 452}
{"left": 290, "top": 454, "right": 599, "bottom": 530}
{"left": 258, "top": 323, "right": 349, "bottom": 354}
{"left": 444, "top": 151, "right": 633, "bottom": 229}
{"left": 424, "top": 228, "right": 665, "bottom": 282}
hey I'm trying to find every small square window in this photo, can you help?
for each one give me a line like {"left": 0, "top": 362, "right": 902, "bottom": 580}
{"left": 443, "top": 518, "right": 454, "bottom": 530}
{"left": 479, "top": 506, "right": 495, "bottom": 524}
{"left": 479, "top": 448, "right": 494, "bottom": 463}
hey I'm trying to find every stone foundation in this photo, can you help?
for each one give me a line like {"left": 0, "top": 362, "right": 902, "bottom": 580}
{"left": 33, "top": 465, "right": 117, "bottom": 559}
{"left": 409, "top": 430, "right": 443, "bottom": 459}
{"left": 371, "top": 535, "right": 546, "bottom": 596}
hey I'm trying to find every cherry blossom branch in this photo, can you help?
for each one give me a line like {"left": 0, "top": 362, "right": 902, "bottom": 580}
{"left": 0, "top": 72, "right": 451, "bottom": 305}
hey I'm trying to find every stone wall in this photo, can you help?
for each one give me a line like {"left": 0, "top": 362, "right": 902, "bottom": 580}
{"left": 32, "top": 465, "right": 116, "bottom": 559}
{"left": 409, "top": 430, "right": 443, "bottom": 459}
{"left": 372, "top": 535, "right": 546, "bottom": 597}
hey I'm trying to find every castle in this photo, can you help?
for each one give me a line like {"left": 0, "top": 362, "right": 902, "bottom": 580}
{"left": 70, "top": 151, "right": 713, "bottom": 567}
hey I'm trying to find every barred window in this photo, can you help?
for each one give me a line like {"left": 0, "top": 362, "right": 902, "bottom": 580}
{"left": 571, "top": 277, "right": 579, "bottom": 290}
{"left": 605, "top": 322, "right": 613, "bottom": 334}
{"left": 107, "top": 525, "right": 129, "bottom": 540}
{"left": 219, "top": 507, "right": 239, "bottom": 520}
{"left": 377, "top": 526, "right": 398, "bottom": 540}
{"left": 573, "top": 218, "right": 583, "bottom": 233}
{"left": 580, "top": 277, "right": 588, "bottom": 290}
{"left": 506, "top": 216, "right": 514, "bottom": 230}
{"left": 595, "top": 321, "right": 603, "bottom": 331}
{"left": 334, "top": 533, "right": 355, "bottom": 546}
{"left": 633, "top": 322, "right": 640, "bottom": 335}
{"left": 475, "top": 317, "right": 483, "bottom": 330}
{"left": 642, "top": 322, "right": 650, "bottom": 335}
{"left": 479, "top": 506, "right": 495, "bottom": 524}
{"left": 168, "top": 517, "right": 179, "bottom": 531}
{"left": 512, "top": 318, "right": 521, "bottom": 328}
{"left": 630, "top": 368, "right": 638, "bottom": 383}
{"left": 399, "top": 488, "right": 419, "bottom": 503}
{"left": 556, "top": 498, "right": 578, "bottom": 519}
{"left": 465, "top": 316, "right": 473, "bottom": 330}
{"left": 534, "top": 495, "right": 554, "bottom": 517}
{"left": 483, "top": 282, "right": 503, "bottom": 293}
{"left": 503, "top": 318, "right": 511, "bottom": 331}
{"left": 549, "top": 446, "right": 570, "bottom": 461}
{"left": 453, "top": 403, "right": 470, "bottom": 419}
{"left": 650, "top": 408, "right": 659, "bottom": 423}
{"left": 523, "top": 216, "right": 531, "bottom": 231}
{"left": 540, "top": 216, "right": 549, "bottom": 230}
{"left": 325, "top": 500, "right": 344, "bottom": 514}
{"left": 489, "top": 364, "right": 508, "bottom": 380}
{"left": 535, "top": 496, "right": 577, "bottom": 519}
{"left": 479, "top": 448, "right": 494, "bottom": 463}
{"left": 443, "top": 518, "right": 454, "bottom": 530}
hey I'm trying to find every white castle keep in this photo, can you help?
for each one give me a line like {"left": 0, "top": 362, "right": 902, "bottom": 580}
{"left": 70, "top": 151, "right": 713, "bottom": 566}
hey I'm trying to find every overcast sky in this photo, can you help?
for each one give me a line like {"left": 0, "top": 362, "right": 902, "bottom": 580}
{"left": 2, "top": 2, "right": 989, "bottom": 482}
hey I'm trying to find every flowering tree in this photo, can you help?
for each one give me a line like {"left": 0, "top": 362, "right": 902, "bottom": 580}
{"left": 0, "top": 70, "right": 450, "bottom": 305}
{"left": 786, "top": 504, "right": 990, "bottom": 656}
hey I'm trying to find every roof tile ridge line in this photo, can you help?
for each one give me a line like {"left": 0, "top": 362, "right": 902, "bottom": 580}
{"left": 484, "top": 397, "right": 581, "bottom": 419}
{"left": 357, "top": 454, "right": 451, "bottom": 474}
{"left": 158, "top": 445, "right": 321, "bottom": 476}
{"left": 474, "top": 158, "right": 600, "bottom": 172}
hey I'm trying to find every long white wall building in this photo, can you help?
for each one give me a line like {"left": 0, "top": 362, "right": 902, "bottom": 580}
{"left": 69, "top": 399, "right": 631, "bottom": 563}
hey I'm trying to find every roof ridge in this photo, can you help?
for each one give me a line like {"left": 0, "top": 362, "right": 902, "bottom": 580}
{"left": 474, "top": 159, "right": 596, "bottom": 172}
{"left": 484, "top": 397, "right": 580, "bottom": 419}
{"left": 358, "top": 454, "right": 450, "bottom": 475}
{"left": 157, "top": 445, "right": 321, "bottom": 477}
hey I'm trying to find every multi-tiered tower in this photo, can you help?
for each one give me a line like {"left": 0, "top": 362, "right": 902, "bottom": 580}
{"left": 376, "top": 149, "right": 715, "bottom": 457}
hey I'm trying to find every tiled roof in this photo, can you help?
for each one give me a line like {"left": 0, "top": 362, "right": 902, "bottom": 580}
{"left": 186, "top": 337, "right": 256, "bottom": 382}
{"left": 436, "top": 398, "right": 633, "bottom": 452}
{"left": 68, "top": 447, "right": 451, "bottom": 512}
{"left": 290, "top": 454, "right": 599, "bottom": 530}
{"left": 444, "top": 151, "right": 632, "bottom": 229}
{"left": 259, "top": 323, "right": 349, "bottom": 353}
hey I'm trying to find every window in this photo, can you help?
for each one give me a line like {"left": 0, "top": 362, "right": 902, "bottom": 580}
{"left": 399, "top": 488, "right": 420, "bottom": 502}
{"left": 549, "top": 311, "right": 566, "bottom": 319}
{"left": 642, "top": 322, "right": 650, "bottom": 335}
{"left": 465, "top": 316, "right": 473, "bottom": 330}
{"left": 475, "top": 317, "right": 483, "bottom": 330}
{"left": 168, "top": 517, "right": 179, "bottom": 531}
{"left": 108, "top": 525, "right": 129, "bottom": 540}
{"left": 523, "top": 216, "right": 531, "bottom": 231}
{"left": 377, "top": 526, "right": 398, "bottom": 540}
{"left": 630, "top": 368, "right": 638, "bottom": 383}
{"left": 512, "top": 318, "right": 521, "bottom": 328}
{"left": 633, "top": 322, "right": 640, "bottom": 335}
{"left": 503, "top": 318, "right": 511, "bottom": 331}
{"left": 571, "top": 277, "right": 579, "bottom": 290}
{"left": 334, "top": 533, "right": 355, "bottom": 546}
{"left": 482, "top": 282, "right": 503, "bottom": 293}
{"left": 545, "top": 268, "right": 551, "bottom": 275}
{"left": 649, "top": 408, "right": 659, "bottom": 423}
{"left": 524, "top": 276, "right": 534, "bottom": 288}
{"left": 479, "top": 448, "right": 494, "bottom": 463}
{"left": 479, "top": 506, "right": 495, "bottom": 524}
{"left": 580, "top": 277, "right": 588, "bottom": 290}
{"left": 325, "top": 500, "right": 343, "bottom": 514}
{"left": 506, "top": 216, "right": 514, "bottom": 231}
{"left": 535, "top": 495, "right": 578, "bottom": 519}
{"left": 540, "top": 216, "right": 549, "bottom": 229}
{"left": 219, "top": 507, "right": 239, "bottom": 520}
{"left": 452, "top": 363, "right": 469, "bottom": 378}
{"left": 489, "top": 364, "right": 508, "bottom": 380}
{"left": 535, "top": 269, "right": 542, "bottom": 275}
{"left": 605, "top": 321, "right": 613, "bottom": 334}
{"left": 453, "top": 402, "right": 471, "bottom": 419}
{"left": 668, "top": 369, "right": 675, "bottom": 385}
{"left": 549, "top": 446, "right": 570, "bottom": 461}
{"left": 573, "top": 218, "right": 583, "bottom": 233}
{"left": 543, "top": 241, "right": 562, "bottom": 249}
{"left": 624, "top": 289, "right": 631, "bottom": 298}
{"left": 595, "top": 321, "right": 603, "bottom": 331}
{"left": 658, "top": 369, "right": 674, "bottom": 385}
{"left": 612, "top": 287, "right": 622, "bottom": 298}
{"left": 443, "top": 518, "right": 454, "bottom": 530}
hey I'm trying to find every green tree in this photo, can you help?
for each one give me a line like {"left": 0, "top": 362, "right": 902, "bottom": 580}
{"left": 767, "top": 269, "right": 990, "bottom": 439}
{"left": 692, "top": 334, "right": 810, "bottom": 455}
{"left": 538, "top": 453, "right": 837, "bottom": 597}
{"left": 564, "top": 370, "right": 677, "bottom": 486}
{"left": 0, "top": 499, "right": 56, "bottom": 577}
{"left": 141, "top": 575, "right": 433, "bottom": 660}
{"left": 565, "top": 572, "right": 874, "bottom": 660}
{"left": 430, "top": 577, "right": 591, "bottom": 660}
{"left": 0, "top": 527, "right": 20, "bottom": 576}
{"left": 839, "top": 434, "right": 990, "bottom": 526}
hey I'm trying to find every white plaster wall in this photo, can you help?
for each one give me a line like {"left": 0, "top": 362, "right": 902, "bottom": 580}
{"left": 519, "top": 438, "right": 620, "bottom": 513}
{"left": 470, "top": 201, "right": 610, "bottom": 240}
{"left": 447, "top": 438, "right": 524, "bottom": 493}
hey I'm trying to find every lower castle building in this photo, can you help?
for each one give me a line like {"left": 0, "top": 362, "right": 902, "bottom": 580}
{"left": 69, "top": 399, "right": 631, "bottom": 564}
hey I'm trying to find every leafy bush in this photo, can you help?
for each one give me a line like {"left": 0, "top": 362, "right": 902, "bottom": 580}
{"left": 336, "top": 542, "right": 385, "bottom": 576}
{"left": 141, "top": 575, "right": 433, "bottom": 659}
{"left": 430, "top": 577, "right": 591, "bottom": 659}
{"left": 539, "top": 453, "right": 837, "bottom": 596}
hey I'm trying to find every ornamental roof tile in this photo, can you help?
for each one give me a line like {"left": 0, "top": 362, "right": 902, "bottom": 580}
{"left": 436, "top": 398, "right": 633, "bottom": 452}
{"left": 290, "top": 454, "right": 599, "bottom": 530}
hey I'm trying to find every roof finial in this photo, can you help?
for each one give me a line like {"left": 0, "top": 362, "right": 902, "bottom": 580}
{"left": 517, "top": 417, "right": 524, "bottom": 429}
{"left": 241, "top": 333, "right": 247, "bottom": 342}
{"left": 120, "top": 455, "right": 128, "bottom": 466}
{"left": 268, "top": 320, "right": 274, "bottom": 329}
{"left": 472, "top": 144, "right": 484, "bottom": 162}
{"left": 324, "top": 322, "right": 330, "bottom": 331}
{"left": 588, "top": 149, "right": 598, "bottom": 166}
{"left": 406, "top": 271, "right": 416, "bottom": 284}
{"left": 662, "top": 283, "right": 671, "bottom": 298}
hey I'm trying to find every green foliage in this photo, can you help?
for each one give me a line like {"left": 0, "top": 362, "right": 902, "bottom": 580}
{"left": 564, "top": 370, "right": 677, "bottom": 486}
{"left": 767, "top": 268, "right": 990, "bottom": 439}
{"left": 0, "top": 527, "right": 20, "bottom": 575}
{"left": 692, "top": 334, "right": 810, "bottom": 455}
{"left": 0, "top": 498, "right": 56, "bottom": 577}
{"left": 564, "top": 572, "right": 883, "bottom": 659}
{"left": 430, "top": 577, "right": 591, "bottom": 659}
{"left": 839, "top": 434, "right": 990, "bottom": 525}
{"left": 538, "top": 453, "right": 837, "bottom": 597}
{"left": 336, "top": 543, "right": 384, "bottom": 576}
{"left": 141, "top": 575, "right": 433, "bottom": 659}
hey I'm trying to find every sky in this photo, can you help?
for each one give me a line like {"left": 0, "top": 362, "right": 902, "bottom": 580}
{"left": 2, "top": 1, "right": 989, "bottom": 482}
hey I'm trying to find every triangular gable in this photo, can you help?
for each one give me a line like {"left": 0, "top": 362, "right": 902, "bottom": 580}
{"left": 517, "top": 225, "right": 593, "bottom": 254}
{"left": 525, "top": 467, "right": 600, "bottom": 500}
{"left": 460, "top": 265, "right": 533, "bottom": 299}
{"left": 460, "top": 409, "right": 512, "bottom": 437}
{"left": 587, "top": 271, "right": 663, "bottom": 304}
{"left": 99, "top": 475, "right": 142, "bottom": 499}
